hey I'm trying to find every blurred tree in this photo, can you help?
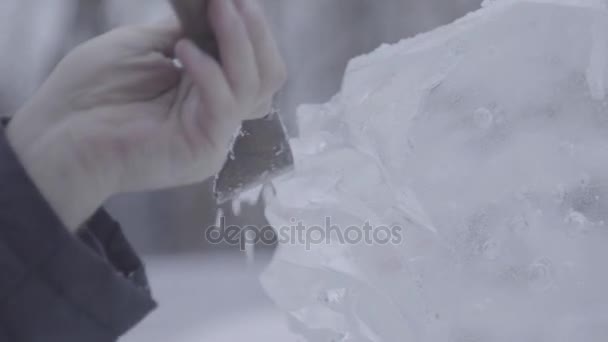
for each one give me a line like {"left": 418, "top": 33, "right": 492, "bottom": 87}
{"left": 274, "top": 0, "right": 482, "bottom": 138}
{"left": 47, "top": 0, "right": 109, "bottom": 74}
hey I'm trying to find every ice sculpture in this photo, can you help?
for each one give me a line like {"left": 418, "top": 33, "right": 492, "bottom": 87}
{"left": 261, "top": 1, "right": 608, "bottom": 341}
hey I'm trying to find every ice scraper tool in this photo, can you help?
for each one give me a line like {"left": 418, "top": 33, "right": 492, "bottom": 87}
{"left": 170, "top": 0, "right": 294, "bottom": 204}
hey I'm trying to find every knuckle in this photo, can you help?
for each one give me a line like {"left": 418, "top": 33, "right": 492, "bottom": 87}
{"left": 250, "top": 71, "right": 264, "bottom": 91}
{"left": 107, "top": 26, "right": 140, "bottom": 44}
{"left": 235, "top": 76, "right": 261, "bottom": 103}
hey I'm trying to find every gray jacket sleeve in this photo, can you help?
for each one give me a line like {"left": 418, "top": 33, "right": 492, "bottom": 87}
{"left": 0, "top": 124, "right": 156, "bottom": 341}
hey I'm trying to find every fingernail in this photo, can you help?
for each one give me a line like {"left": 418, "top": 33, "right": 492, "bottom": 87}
{"left": 175, "top": 39, "right": 189, "bottom": 57}
{"left": 175, "top": 39, "right": 198, "bottom": 63}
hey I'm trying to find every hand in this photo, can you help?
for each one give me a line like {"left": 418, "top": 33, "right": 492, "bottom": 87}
{"left": 6, "top": 0, "right": 287, "bottom": 231}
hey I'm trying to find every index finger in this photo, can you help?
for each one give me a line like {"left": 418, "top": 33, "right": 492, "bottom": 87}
{"left": 113, "top": 18, "right": 183, "bottom": 57}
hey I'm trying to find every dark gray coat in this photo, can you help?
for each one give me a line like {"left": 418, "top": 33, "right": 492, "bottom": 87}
{"left": 0, "top": 123, "right": 156, "bottom": 341}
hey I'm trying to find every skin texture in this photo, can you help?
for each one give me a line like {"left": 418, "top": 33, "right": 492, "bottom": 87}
{"left": 5, "top": 0, "right": 287, "bottom": 231}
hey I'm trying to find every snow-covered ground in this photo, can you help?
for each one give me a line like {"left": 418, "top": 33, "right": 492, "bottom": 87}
{"left": 123, "top": 252, "right": 298, "bottom": 341}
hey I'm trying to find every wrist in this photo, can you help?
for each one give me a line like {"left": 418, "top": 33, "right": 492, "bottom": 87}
{"left": 6, "top": 118, "right": 111, "bottom": 232}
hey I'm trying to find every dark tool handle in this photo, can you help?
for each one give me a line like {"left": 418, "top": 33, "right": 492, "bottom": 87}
{"left": 169, "top": 0, "right": 219, "bottom": 60}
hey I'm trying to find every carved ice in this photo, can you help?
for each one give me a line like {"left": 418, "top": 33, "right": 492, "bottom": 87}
{"left": 261, "top": 1, "right": 608, "bottom": 341}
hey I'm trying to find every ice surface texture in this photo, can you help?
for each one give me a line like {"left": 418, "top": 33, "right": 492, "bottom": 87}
{"left": 261, "top": 1, "right": 608, "bottom": 341}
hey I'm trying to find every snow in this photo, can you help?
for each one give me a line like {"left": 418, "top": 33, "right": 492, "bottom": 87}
{"left": 123, "top": 253, "right": 298, "bottom": 342}
{"left": 262, "top": 1, "right": 608, "bottom": 341}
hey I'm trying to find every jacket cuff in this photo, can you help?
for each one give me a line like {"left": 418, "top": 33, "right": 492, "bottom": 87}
{"left": 0, "top": 125, "right": 156, "bottom": 340}
{"left": 79, "top": 209, "right": 152, "bottom": 294}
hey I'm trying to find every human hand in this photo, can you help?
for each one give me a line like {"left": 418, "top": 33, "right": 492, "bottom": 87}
{"left": 6, "top": 0, "right": 286, "bottom": 231}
